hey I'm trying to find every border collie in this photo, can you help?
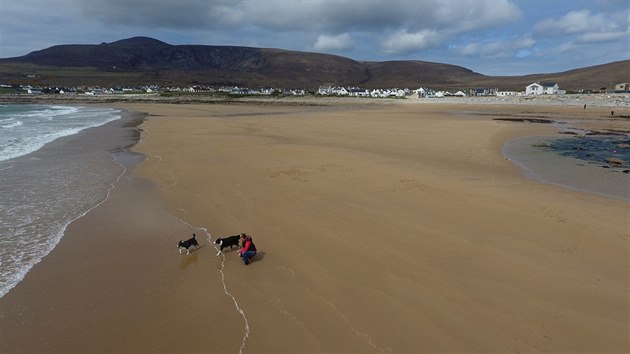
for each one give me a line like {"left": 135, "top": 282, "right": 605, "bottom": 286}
{"left": 177, "top": 234, "right": 199, "bottom": 254}
{"left": 215, "top": 235, "right": 241, "bottom": 255}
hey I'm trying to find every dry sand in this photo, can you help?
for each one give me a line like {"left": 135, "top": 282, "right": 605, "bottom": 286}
{"left": 1, "top": 101, "right": 628, "bottom": 353}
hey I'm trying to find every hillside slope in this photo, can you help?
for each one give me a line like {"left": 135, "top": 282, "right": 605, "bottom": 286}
{"left": 0, "top": 37, "right": 627, "bottom": 90}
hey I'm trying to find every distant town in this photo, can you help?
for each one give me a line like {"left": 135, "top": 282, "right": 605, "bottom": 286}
{"left": 2, "top": 81, "right": 629, "bottom": 98}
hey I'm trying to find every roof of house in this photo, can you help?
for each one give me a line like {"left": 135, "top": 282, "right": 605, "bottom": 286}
{"left": 527, "top": 82, "right": 558, "bottom": 87}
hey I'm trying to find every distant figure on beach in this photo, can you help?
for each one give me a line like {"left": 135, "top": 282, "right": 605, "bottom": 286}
{"left": 584, "top": 104, "right": 586, "bottom": 109}
{"left": 238, "top": 233, "right": 257, "bottom": 265}
{"left": 611, "top": 110, "right": 614, "bottom": 116}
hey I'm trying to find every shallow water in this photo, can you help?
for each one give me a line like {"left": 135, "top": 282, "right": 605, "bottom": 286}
{"left": 503, "top": 135, "right": 630, "bottom": 202}
{"left": 0, "top": 105, "right": 139, "bottom": 298}
{"left": 0, "top": 104, "right": 121, "bottom": 161}
{"left": 548, "top": 135, "right": 630, "bottom": 166}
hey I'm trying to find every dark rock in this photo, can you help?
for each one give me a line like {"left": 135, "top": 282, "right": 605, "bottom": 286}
{"left": 605, "top": 157, "right": 624, "bottom": 166}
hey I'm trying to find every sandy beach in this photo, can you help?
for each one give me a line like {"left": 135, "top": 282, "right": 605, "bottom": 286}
{"left": 1, "top": 100, "right": 628, "bottom": 353}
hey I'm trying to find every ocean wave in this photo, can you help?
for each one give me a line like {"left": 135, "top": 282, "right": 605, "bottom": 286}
{"left": 0, "top": 105, "right": 121, "bottom": 162}
{"left": 13, "top": 106, "right": 80, "bottom": 120}
{"left": 1, "top": 120, "right": 23, "bottom": 129}
{"left": 0, "top": 118, "right": 128, "bottom": 298}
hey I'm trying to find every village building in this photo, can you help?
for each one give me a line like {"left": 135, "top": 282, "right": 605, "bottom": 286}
{"left": 469, "top": 88, "right": 497, "bottom": 96}
{"left": 347, "top": 87, "right": 369, "bottom": 97}
{"left": 496, "top": 91, "right": 520, "bottom": 97}
{"left": 317, "top": 86, "right": 333, "bottom": 95}
{"left": 331, "top": 86, "right": 348, "bottom": 95}
{"left": 26, "top": 87, "right": 42, "bottom": 94}
{"left": 614, "top": 83, "right": 629, "bottom": 92}
{"left": 526, "top": 82, "right": 564, "bottom": 95}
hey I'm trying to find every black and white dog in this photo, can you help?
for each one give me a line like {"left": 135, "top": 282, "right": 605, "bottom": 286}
{"left": 215, "top": 234, "right": 241, "bottom": 255}
{"left": 177, "top": 233, "right": 199, "bottom": 254}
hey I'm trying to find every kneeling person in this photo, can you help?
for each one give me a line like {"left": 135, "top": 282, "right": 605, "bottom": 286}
{"left": 238, "top": 233, "right": 257, "bottom": 265}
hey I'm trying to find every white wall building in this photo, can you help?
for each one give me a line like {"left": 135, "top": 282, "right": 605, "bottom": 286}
{"left": 526, "top": 82, "right": 561, "bottom": 95}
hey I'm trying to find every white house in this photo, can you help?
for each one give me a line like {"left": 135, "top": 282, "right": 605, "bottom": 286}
{"left": 615, "top": 83, "right": 630, "bottom": 92}
{"left": 415, "top": 87, "right": 427, "bottom": 97}
{"left": 317, "top": 86, "right": 332, "bottom": 95}
{"left": 347, "top": 87, "right": 369, "bottom": 97}
{"left": 331, "top": 86, "right": 348, "bottom": 96}
{"left": 526, "top": 82, "right": 543, "bottom": 95}
{"left": 470, "top": 88, "right": 497, "bottom": 96}
{"left": 370, "top": 89, "right": 386, "bottom": 98}
{"left": 496, "top": 91, "right": 519, "bottom": 97}
{"left": 526, "top": 82, "right": 560, "bottom": 95}
{"left": 260, "top": 87, "right": 275, "bottom": 95}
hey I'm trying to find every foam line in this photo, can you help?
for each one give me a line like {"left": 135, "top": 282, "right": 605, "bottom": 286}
{"left": 138, "top": 126, "right": 249, "bottom": 352}
{"left": 174, "top": 217, "right": 250, "bottom": 354}
{"left": 326, "top": 300, "right": 389, "bottom": 352}
{"left": 1, "top": 152, "right": 127, "bottom": 298}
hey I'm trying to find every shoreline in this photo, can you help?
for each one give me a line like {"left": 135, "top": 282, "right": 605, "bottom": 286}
{"left": 503, "top": 135, "right": 630, "bottom": 203}
{"left": 1, "top": 100, "right": 628, "bottom": 352}
{"left": 0, "top": 106, "right": 246, "bottom": 352}
{"left": 2, "top": 91, "right": 630, "bottom": 109}
{"left": 0, "top": 108, "right": 143, "bottom": 298}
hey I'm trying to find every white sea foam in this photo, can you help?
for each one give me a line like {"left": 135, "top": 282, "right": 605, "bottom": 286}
{"left": 0, "top": 117, "right": 22, "bottom": 128}
{"left": 0, "top": 105, "right": 121, "bottom": 162}
{"left": 1, "top": 120, "right": 23, "bottom": 129}
{"left": 0, "top": 155, "right": 126, "bottom": 298}
{"left": 175, "top": 217, "right": 250, "bottom": 354}
{"left": 0, "top": 104, "right": 127, "bottom": 298}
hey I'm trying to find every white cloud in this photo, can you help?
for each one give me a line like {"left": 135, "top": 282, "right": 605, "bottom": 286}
{"left": 381, "top": 29, "right": 445, "bottom": 54}
{"left": 530, "top": 8, "right": 629, "bottom": 59}
{"left": 457, "top": 36, "right": 535, "bottom": 58}
{"left": 313, "top": 33, "right": 354, "bottom": 52}
{"left": 1, "top": 0, "right": 626, "bottom": 75}
{"left": 534, "top": 10, "right": 619, "bottom": 36}
{"left": 574, "top": 30, "right": 630, "bottom": 44}
{"left": 73, "top": 0, "right": 521, "bottom": 46}
{"left": 431, "top": 0, "right": 521, "bottom": 32}
{"left": 1, "top": 0, "right": 524, "bottom": 58}
{"left": 552, "top": 42, "right": 577, "bottom": 55}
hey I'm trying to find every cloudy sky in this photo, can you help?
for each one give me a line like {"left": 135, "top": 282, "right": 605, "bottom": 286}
{"left": 0, "top": 0, "right": 627, "bottom": 75}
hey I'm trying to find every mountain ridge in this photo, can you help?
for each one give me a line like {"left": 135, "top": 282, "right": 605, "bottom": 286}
{"left": 1, "top": 36, "right": 627, "bottom": 91}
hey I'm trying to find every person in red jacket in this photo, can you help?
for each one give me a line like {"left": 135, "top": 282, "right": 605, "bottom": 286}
{"left": 238, "top": 233, "right": 257, "bottom": 265}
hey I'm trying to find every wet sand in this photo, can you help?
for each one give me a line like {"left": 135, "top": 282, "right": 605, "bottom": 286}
{"left": 1, "top": 101, "right": 628, "bottom": 353}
